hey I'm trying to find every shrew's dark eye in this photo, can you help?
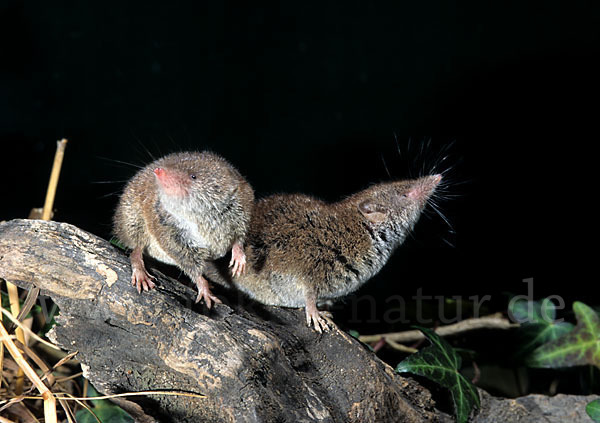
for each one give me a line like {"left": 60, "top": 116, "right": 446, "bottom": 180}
{"left": 190, "top": 174, "right": 197, "bottom": 180}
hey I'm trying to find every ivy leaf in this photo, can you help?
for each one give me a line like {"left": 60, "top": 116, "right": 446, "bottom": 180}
{"left": 587, "top": 399, "right": 600, "bottom": 422}
{"left": 528, "top": 302, "right": 600, "bottom": 369}
{"left": 509, "top": 298, "right": 574, "bottom": 354}
{"left": 396, "top": 327, "right": 480, "bottom": 423}
{"left": 510, "top": 297, "right": 560, "bottom": 324}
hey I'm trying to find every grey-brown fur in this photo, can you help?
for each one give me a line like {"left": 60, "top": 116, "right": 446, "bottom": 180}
{"left": 205, "top": 174, "right": 441, "bottom": 331}
{"left": 113, "top": 151, "right": 254, "bottom": 306}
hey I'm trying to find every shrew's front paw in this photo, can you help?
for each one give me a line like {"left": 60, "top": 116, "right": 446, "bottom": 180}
{"left": 229, "top": 241, "right": 247, "bottom": 277}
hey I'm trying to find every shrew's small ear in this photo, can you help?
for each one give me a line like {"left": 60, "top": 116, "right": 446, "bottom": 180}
{"left": 358, "top": 200, "right": 387, "bottom": 224}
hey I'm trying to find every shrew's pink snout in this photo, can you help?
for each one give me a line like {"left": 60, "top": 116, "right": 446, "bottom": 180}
{"left": 407, "top": 174, "right": 442, "bottom": 201}
{"left": 153, "top": 167, "right": 189, "bottom": 197}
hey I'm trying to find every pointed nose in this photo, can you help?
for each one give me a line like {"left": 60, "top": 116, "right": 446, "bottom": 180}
{"left": 153, "top": 167, "right": 165, "bottom": 177}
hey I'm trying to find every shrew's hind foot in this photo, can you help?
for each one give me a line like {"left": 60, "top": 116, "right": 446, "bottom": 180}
{"left": 195, "top": 275, "right": 223, "bottom": 309}
{"left": 131, "top": 267, "right": 156, "bottom": 293}
{"left": 305, "top": 302, "right": 334, "bottom": 333}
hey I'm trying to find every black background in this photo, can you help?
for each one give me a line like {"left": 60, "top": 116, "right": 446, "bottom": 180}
{"left": 1, "top": 2, "right": 597, "bottom": 331}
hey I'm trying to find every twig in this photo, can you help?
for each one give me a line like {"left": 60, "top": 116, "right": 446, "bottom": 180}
{"left": 54, "top": 372, "right": 84, "bottom": 383}
{"left": 55, "top": 390, "right": 207, "bottom": 401}
{"left": 53, "top": 351, "right": 79, "bottom": 369}
{"left": 358, "top": 313, "right": 518, "bottom": 344}
{"left": 372, "top": 338, "right": 386, "bottom": 353}
{"left": 471, "top": 361, "right": 480, "bottom": 384}
{"left": 1, "top": 390, "right": 207, "bottom": 405}
{"left": 386, "top": 339, "right": 418, "bottom": 354}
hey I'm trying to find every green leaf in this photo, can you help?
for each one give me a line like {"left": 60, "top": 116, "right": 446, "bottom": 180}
{"left": 528, "top": 302, "right": 600, "bottom": 369}
{"left": 510, "top": 298, "right": 574, "bottom": 354}
{"left": 75, "top": 383, "right": 134, "bottom": 423}
{"left": 519, "top": 321, "right": 574, "bottom": 354}
{"left": 1, "top": 291, "right": 10, "bottom": 309}
{"left": 510, "top": 297, "right": 557, "bottom": 324}
{"left": 587, "top": 399, "right": 600, "bottom": 422}
{"left": 348, "top": 329, "right": 360, "bottom": 339}
{"left": 76, "top": 405, "right": 134, "bottom": 423}
{"left": 396, "top": 327, "right": 479, "bottom": 423}
{"left": 110, "top": 237, "right": 127, "bottom": 251}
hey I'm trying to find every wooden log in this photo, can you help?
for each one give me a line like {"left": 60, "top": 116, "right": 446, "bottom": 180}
{"left": 1, "top": 219, "right": 596, "bottom": 422}
{"left": 0, "top": 219, "right": 446, "bottom": 422}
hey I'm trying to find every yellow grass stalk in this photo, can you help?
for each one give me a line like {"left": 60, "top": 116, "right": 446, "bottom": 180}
{"left": 0, "top": 320, "right": 57, "bottom": 423}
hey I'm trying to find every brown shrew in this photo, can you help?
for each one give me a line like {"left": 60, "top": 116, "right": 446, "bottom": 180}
{"left": 205, "top": 174, "right": 442, "bottom": 331}
{"left": 113, "top": 151, "right": 254, "bottom": 307}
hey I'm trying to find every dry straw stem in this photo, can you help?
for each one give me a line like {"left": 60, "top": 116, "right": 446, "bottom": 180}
{"left": 0, "top": 319, "right": 57, "bottom": 423}
{"left": 1, "top": 139, "right": 68, "bottom": 404}
{"left": 0, "top": 306, "right": 62, "bottom": 421}
{"left": 15, "top": 340, "right": 56, "bottom": 387}
{"left": 0, "top": 306, "right": 62, "bottom": 351}
{"left": 55, "top": 371, "right": 84, "bottom": 383}
{"left": 0, "top": 307, "right": 3, "bottom": 393}
{"left": 19, "top": 390, "right": 207, "bottom": 402}
{"left": 358, "top": 313, "right": 519, "bottom": 344}
{"left": 1, "top": 400, "right": 40, "bottom": 423}
{"left": 14, "top": 286, "right": 40, "bottom": 324}
{"left": 1, "top": 264, "right": 39, "bottom": 391}
{"left": 41, "top": 138, "right": 68, "bottom": 221}
{"left": 57, "top": 392, "right": 100, "bottom": 423}
{"left": 0, "top": 333, "right": 79, "bottom": 421}
{"left": 57, "top": 395, "right": 78, "bottom": 423}
{"left": 5, "top": 282, "right": 25, "bottom": 394}
{"left": 5, "top": 389, "right": 207, "bottom": 418}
